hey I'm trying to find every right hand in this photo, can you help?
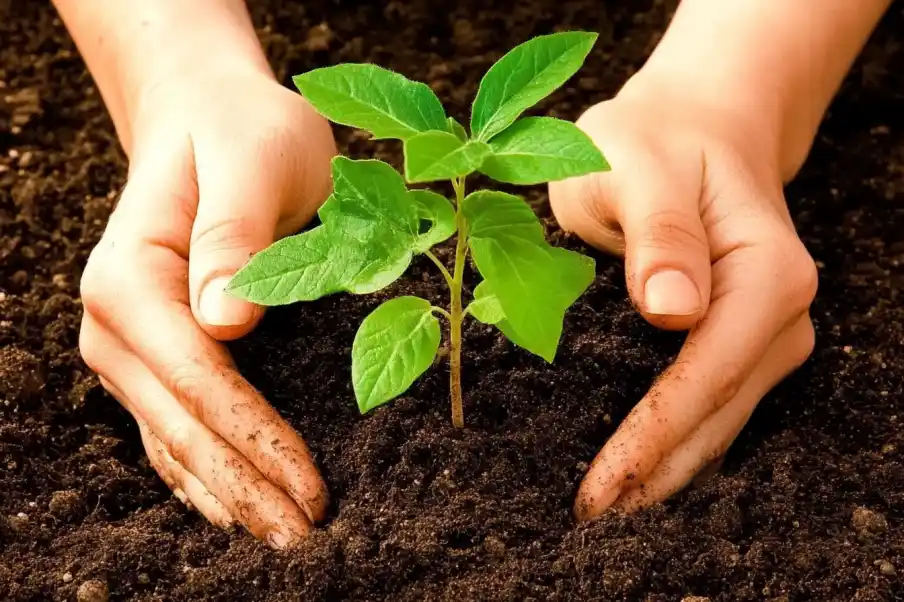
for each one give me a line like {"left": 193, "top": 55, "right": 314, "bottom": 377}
{"left": 79, "top": 64, "right": 336, "bottom": 547}
{"left": 550, "top": 77, "right": 818, "bottom": 517}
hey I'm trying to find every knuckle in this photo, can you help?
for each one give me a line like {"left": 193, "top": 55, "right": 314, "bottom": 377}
{"left": 80, "top": 236, "right": 144, "bottom": 319}
{"left": 162, "top": 422, "right": 196, "bottom": 470}
{"left": 167, "top": 362, "right": 210, "bottom": 424}
{"left": 190, "top": 216, "right": 262, "bottom": 255}
{"left": 637, "top": 209, "right": 708, "bottom": 254}
{"left": 77, "top": 321, "right": 105, "bottom": 374}
{"left": 788, "top": 316, "right": 816, "bottom": 369}
{"left": 769, "top": 236, "right": 818, "bottom": 311}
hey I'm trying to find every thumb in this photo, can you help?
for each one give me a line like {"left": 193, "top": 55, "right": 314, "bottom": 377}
{"left": 618, "top": 159, "right": 712, "bottom": 331}
{"left": 189, "top": 158, "right": 282, "bottom": 340}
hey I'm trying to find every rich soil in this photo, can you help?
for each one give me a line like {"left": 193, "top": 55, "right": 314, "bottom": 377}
{"left": 2, "top": 1, "right": 904, "bottom": 600}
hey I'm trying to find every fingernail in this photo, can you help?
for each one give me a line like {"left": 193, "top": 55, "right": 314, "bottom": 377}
{"left": 200, "top": 275, "right": 254, "bottom": 326}
{"left": 267, "top": 530, "right": 295, "bottom": 549}
{"left": 643, "top": 269, "right": 701, "bottom": 316}
{"left": 173, "top": 488, "right": 188, "bottom": 504}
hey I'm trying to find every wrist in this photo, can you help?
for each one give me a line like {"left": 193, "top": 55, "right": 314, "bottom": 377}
{"left": 96, "top": 2, "right": 274, "bottom": 154}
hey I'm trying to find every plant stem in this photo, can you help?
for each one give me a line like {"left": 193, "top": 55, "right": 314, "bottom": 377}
{"left": 449, "top": 177, "right": 467, "bottom": 429}
{"left": 425, "top": 250, "right": 454, "bottom": 288}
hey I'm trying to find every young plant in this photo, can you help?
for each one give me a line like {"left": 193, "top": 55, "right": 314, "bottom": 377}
{"left": 228, "top": 32, "right": 609, "bottom": 428}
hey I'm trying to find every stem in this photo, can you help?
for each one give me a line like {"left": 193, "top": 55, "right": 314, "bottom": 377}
{"left": 449, "top": 177, "right": 467, "bottom": 429}
{"left": 425, "top": 250, "right": 454, "bottom": 288}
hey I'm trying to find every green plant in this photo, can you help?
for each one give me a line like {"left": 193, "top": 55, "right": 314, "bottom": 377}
{"left": 228, "top": 32, "right": 608, "bottom": 428}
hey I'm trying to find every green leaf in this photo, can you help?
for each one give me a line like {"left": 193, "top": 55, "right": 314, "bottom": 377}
{"left": 227, "top": 226, "right": 356, "bottom": 304}
{"left": 469, "top": 281, "right": 535, "bottom": 352}
{"left": 352, "top": 296, "right": 441, "bottom": 413}
{"left": 411, "top": 189, "right": 456, "bottom": 252}
{"left": 480, "top": 117, "right": 609, "bottom": 184}
{"left": 403, "top": 130, "right": 491, "bottom": 183}
{"left": 228, "top": 157, "right": 427, "bottom": 304}
{"left": 294, "top": 64, "right": 447, "bottom": 140}
{"left": 467, "top": 281, "right": 505, "bottom": 324}
{"left": 463, "top": 190, "right": 595, "bottom": 361}
{"left": 447, "top": 116, "right": 469, "bottom": 142}
{"left": 471, "top": 32, "right": 597, "bottom": 142}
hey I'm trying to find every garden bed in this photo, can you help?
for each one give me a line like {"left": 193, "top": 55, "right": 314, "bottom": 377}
{"left": 1, "top": 1, "right": 903, "bottom": 600}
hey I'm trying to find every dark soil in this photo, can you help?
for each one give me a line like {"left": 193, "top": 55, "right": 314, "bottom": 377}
{"left": 2, "top": 1, "right": 904, "bottom": 600}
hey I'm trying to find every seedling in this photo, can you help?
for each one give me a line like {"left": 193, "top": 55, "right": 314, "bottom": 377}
{"left": 228, "top": 32, "right": 609, "bottom": 427}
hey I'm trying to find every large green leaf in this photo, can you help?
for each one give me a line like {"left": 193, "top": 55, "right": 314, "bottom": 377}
{"left": 294, "top": 64, "right": 447, "bottom": 140}
{"left": 480, "top": 117, "right": 609, "bottom": 184}
{"left": 403, "top": 130, "right": 491, "bottom": 183}
{"left": 470, "top": 32, "right": 597, "bottom": 142}
{"left": 462, "top": 190, "right": 595, "bottom": 361}
{"left": 228, "top": 157, "right": 446, "bottom": 304}
{"left": 353, "top": 296, "right": 441, "bottom": 413}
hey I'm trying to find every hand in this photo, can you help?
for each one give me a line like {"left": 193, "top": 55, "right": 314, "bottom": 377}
{"left": 550, "top": 78, "right": 818, "bottom": 517}
{"left": 78, "top": 66, "right": 337, "bottom": 546}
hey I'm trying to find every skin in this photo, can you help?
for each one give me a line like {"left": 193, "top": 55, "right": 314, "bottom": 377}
{"left": 551, "top": 0, "right": 892, "bottom": 516}
{"left": 52, "top": 0, "right": 891, "bottom": 543}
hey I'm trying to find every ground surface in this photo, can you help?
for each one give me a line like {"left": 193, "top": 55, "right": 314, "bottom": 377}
{"left": 1, "top": 1, "right": 903, "bottom": 601}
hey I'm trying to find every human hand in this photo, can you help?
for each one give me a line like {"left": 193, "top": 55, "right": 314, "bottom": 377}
{"left": 550, "top": 78, "right": 818, "bottom": 517}
{"left": 78, "top": 65, "right": 336, "bottom": 546}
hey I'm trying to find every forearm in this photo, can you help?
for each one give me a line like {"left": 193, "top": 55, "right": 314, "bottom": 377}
{"left": 624, "top": 0, "right": 891, "bottom": 180}
{"left": 52, "top": 0, "right": 272, "bottom": 153}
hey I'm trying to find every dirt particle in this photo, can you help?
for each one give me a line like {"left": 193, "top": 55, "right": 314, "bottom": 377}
{"left": 681, "top": 597, "right": 711, "bottom": 602}
{"left": 77, "top": 579, "right": 110, "bottom": 602}
{"left": 0, "top": 346, "right": 44, "bottom": 401}
{"left": 62, "top": 572, "right": 73, "bottom": 583}
{"left": 48, "top": 490, "right": 85, "bottom": 521}
{"left": 8, "top": 514, "right": 28, "bottom": 532}
{"left": 851, "top": 506, "right": 888, "bottom": 535}
{"left": 483, "top": 535, "right": 506, "bottom": 556}
{"left": 877, "top": 559, "right": 896, "bottom": 577}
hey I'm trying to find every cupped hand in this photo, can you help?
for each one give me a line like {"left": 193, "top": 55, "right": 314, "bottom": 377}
{"left": 550, "top": 80, "right": 818, "bottom": 517}
{"left": 78, "top": 66, "right": 336, "bottom": 546}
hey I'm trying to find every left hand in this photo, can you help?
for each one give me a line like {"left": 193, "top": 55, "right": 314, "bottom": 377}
{"left": 550, "top": 81, "right": 818, "bottom": 517}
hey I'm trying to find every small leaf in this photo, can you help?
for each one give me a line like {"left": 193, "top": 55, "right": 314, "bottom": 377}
{"left": 403, "top": 130, "right": 491, "bottom": 183}
{"left": 229, "top": 157, "right": 427, "bottom": 304}
{"left": 469, "top": 281, "right": 537, "bottom": 352}
{"left": 467, "top": 281, "right": 505, "bottom": 324}
{"left": 353, "top": 296, "right": 441, "bottom": 413}
{"left": 480, "top": 117, "right": 609, "bottom": 184}
{"left": 411, "top": 189, "right": 456, "bottom": 252}
{"left": 463, "top": 190, "right": 595, "bottom": 361}
{"left": 447, "top": 117, "right": 469, "bottom": 142}
{"left": 294, "top": 64, "right": 447, "bottom": 140}
{"left": 227, "top": 226, "right": 353, "bottom": 304}
{"left": 471, "top": 32, "right": 597, "bottom": 141}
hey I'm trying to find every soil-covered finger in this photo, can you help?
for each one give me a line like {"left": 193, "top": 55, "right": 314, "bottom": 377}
{"left": 576, "top": 246, "right": 804, "bottom": 519}
{"left": 90, "top": 332, "right": 312, "bottom": 543}
{"left": 136, "top": 418, "right": 234, "bottom": 528}
{"left": 615, "top": 316, "right": 815, "bottom": 511}
{"left": 103, "top": 273, "right": 329, "bottom": 522}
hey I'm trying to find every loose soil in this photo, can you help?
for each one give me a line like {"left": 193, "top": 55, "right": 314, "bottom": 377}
{"left": 2, "top": 1, "right": 904, "bottom": 600}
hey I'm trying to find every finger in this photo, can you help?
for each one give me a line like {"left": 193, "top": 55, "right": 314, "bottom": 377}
{"left": 616, "top": 163, "right": 711, "bottom": 331}
{"left": 548, "top": 103, "right": 711, "bottom": 330}
{"left": 615, "top": 315, "right": 815, "bottom": 511}
{"left": 92, "top": 328, "right": 312, "bottom": 546}
{"left": 139, "top": 419, "right": 235, "bottom": 527}
{"left": 189, "top": 103, "right": 333, "bottom": 340}
{"left": 99, "top": 374, "right": 235, "bottom": 527}
{"left": 88, "top": 166, "right": 330, "bottom": 524}
{"left": 575, "top": 238, "right": 816, "bottom": 519}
